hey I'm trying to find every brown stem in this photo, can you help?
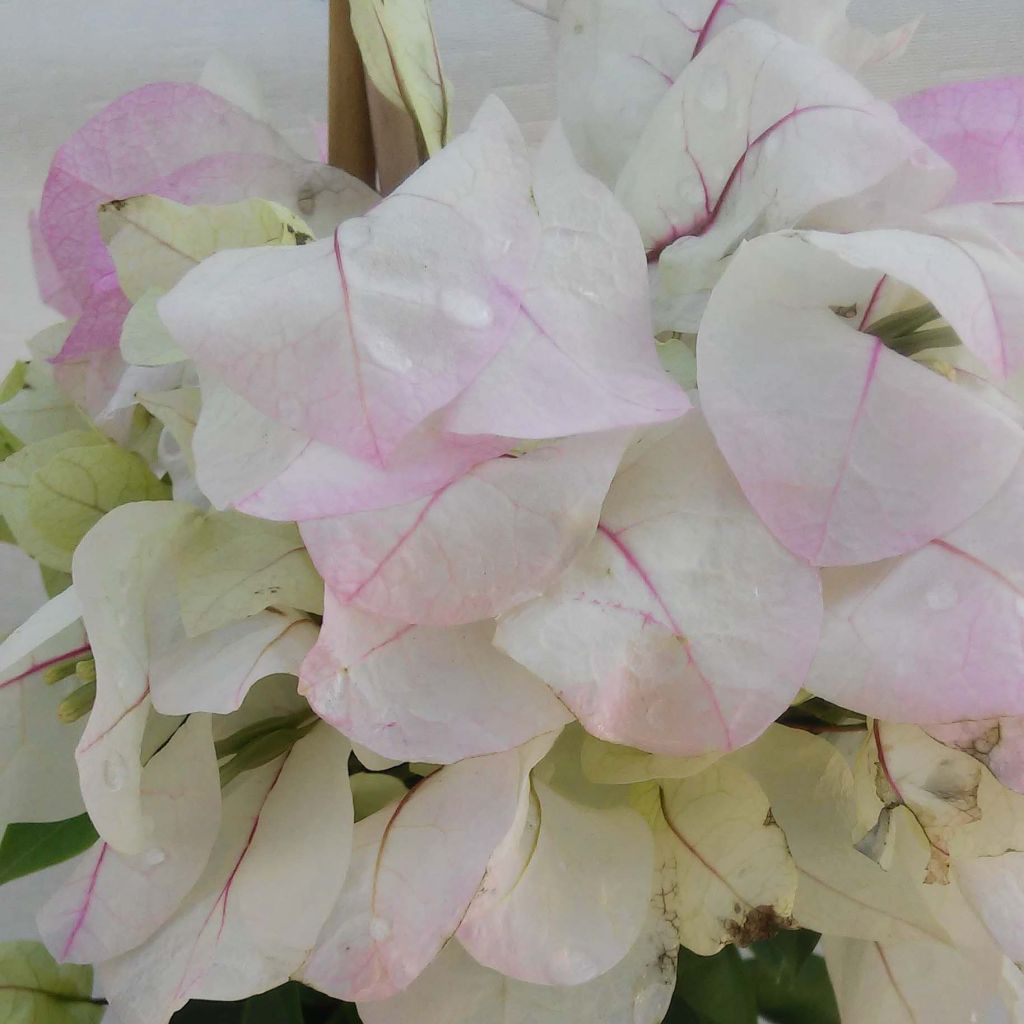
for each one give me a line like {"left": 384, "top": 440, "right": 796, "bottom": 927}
{"left": 328, "top": 0, "right": 377, "bottom": 186}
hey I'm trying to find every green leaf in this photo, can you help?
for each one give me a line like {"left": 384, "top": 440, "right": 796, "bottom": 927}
{"left": 0, "top": 362, "right": 28, "bottom": 404}
{"left": 351, "top": 772, "right": 407, "bottom": 821}
{"left": 26, "top": 443, "right": 172, "bottom": 571}
{"left": 350, "top": 0, "right": 451, "bottom": 157}
{"left": 99, "top": 195, "right": 315, "bottom": 301}
{"left": 120, "top": 287, "right": 187, "bottom": 367}
{"left": 170, "top": 999, "right": 244, "bottom": 1023}
{"left": 0, "top": 941, "right": 103, "bottom": 1023}
{"left": 0, "top": 431, "right": 106, "bottom": 568}
{"left": 242, "top": 983, "right": 303, "bottom": 1024}
{"left": 0, "top": 517, "right": 14, "bottom": 545}
{"left": 746, "top": 953, "right": 840, "bottom": 1024}
{"left": 176, "top": 511, "right": 324, "bottom": 636}
{"left": 0, "top": 815, "right": 99, "bottom": 887}
{"left": 670, "top": 946, "right": 757, "bottom": 1024}
{"left": 748, "top": 929, "right": 821, "bottom": 990}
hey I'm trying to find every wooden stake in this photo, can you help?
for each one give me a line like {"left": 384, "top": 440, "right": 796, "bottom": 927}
{"left": 328, "top": 0, "right": 377, "bottom": 186}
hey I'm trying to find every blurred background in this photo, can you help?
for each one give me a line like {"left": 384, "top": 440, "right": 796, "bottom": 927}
{"left": 1, "top": 0, "right": 1023, "bottom": 362}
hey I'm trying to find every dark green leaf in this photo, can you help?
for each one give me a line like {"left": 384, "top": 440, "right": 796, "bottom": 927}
{"left": 748, "top": 929, "right": 821, "bottom": 990}
{"left": 0, "top": 814, "right": 99, "bottom": 887}
{"left": 669, "top": 946, "right": 757, "bottom": 1024}
{"left": 170, "top": 1000, "right": 244, "bottom": 1023}
{"left": 746, "top": 951, "right": 840, "bottom": 1024}
{"left": 242, "top": 983, "right": 303, "bottom": 1024}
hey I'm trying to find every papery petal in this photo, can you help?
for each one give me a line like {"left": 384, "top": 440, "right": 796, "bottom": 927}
{"left": 0, "top": 587, "right": 83, "bottom": 681}
{"left": 149, "top": 611, "right": 317, "bottom": 716}
{"left": 957, "top": 853, "right": 1024, "bottom": 965}
{"left": 29, "top": 211, "right": 80, "bottom": 318}
{"left": 656, "top": 761, "right": 796, "bottom": 954}
{"left": 735, "top": 727, "right": 945, "bottom": 942}
{"left": 359, "top": 905, "right": 678, "bottom": 1024}
{"left": 457, "top": 779, "right": 653, "bottom": 984}
{"left": 189, "top": 382, "right": 508, "bottom": 522}
{"left": 824, "top": 933, "right": 1003, "bottom": 1024}
{"left": 37, "top": 715, "right": 221, "bottom": 964}
{"left": 302, "top": 432, "right": 629, "bottom": 625}
{"left": 300, "top": 736, "right": 556, "bottom": 1001}
{"left": 926, "top": 718, "right": 1024, "bottom": 795}
{"left": 807, "top": 456, "right": 1024, "bottom": 722}
{"left": 56, "top": 277, "right": 133, "bottom": 363}
{"left": 557, "top": 0, "right": 916, "bottom": 184}
{"left": 301, "top": 593, "right": 571, "bottom": 763}
{"left": 806, "top": 209, "right": 1024, "bottom": 378}
{"left": 496, "top": 413, "right": 821, "bottom": 756}
{"left": 615, "top": 21, "right": 949, "bottom": 283}
{"left": 697, "top": 232, "right": 1024, "bottom": 566}
{"left": 443, "top": 128, "right": 687, "bottom": 438}
{"left": 895, "top": 76, "right": 1024, "bottom": 203}
{"left": 39, "top": 82, "right": 371, "bottom": 312}
{"left": 98, "top": 725, "right": 352, "bottom": 1024}
{"left": 160, "top": 98, "right": 537, "bottom": 463}
{"left": 73, "top": 502, "right": 199, "bottom": 853}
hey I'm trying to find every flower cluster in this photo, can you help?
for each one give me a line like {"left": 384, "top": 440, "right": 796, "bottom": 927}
{"left": 4, "top": 2, "right": 1024, "bottom": 1023}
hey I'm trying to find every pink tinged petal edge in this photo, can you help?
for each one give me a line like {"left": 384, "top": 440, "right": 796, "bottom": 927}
{"left": 895, "top": 76, "right": 1024, "bottom": 203}
{"left": 614, "top": 21, "right": 949, "bottom": 267}
{"left": 54, "top": 276, "right": 132, "bottom": 363}
{"left": 38, "top": 715, "right": 221, "bottom": 964}
{"left": 29, "top": 211, "right": 81, "bottom": 318}
{"left": 442, "top": 128, "right": 688, "bottom": 439}
{"left": 97, "top": 725, "right": 352, "bottom": 1024}
{"left": 807, "top": 454, "right": 1024, "bottom": 724}
{"left": 191, "top": 381, "right": 511, "bottom": 522}
{"left": 926, "top": 717, "right": 1024, "bottom": 795}
{"left": 805, "top": 214, "right": 1024, "bottom": 379}
{"left": 300, "top": 739, "right": 555, "bottom": 1002}
{"left": 696, "top": 232, "right": 1024, "bottom": 567}
{"left": 300, "top": 594, "right": 571, "bottom": 764}
{"left": 38, "top": 82, "right": 293, "bottom": 309}
{"left": 454, "top": 779, "right": 654, "bottom": 985}
{"left": 301, "top": 432, "right": 631, "bottom": 626}
{"left": 495, "top": 413, "right": 823, "bottom": 758}
{"left": 159, "top": 98, "right": 538, "bottom": 463}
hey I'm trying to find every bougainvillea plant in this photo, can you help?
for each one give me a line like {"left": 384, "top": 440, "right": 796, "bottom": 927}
{"left": 4, "top": 1, "right": 1024, "bottom": 1022}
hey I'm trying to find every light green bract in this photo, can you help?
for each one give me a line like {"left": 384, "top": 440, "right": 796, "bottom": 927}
{"left": 0, "top": 942, "right": 102, "bottom": 1024}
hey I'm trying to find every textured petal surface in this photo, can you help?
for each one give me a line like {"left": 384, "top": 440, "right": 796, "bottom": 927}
{"left": 557, "top": 0, "right": 915, "bottom": 184}
{"left": 301, "top": 593, "right": 570, "bottom": 763}
{"left": 697, "top": 232, "right": 1024, "bottom": 565}
{"left": 300, "top": 737, "right": 555, "bottom": 1001}
{"left": 72, "top": 502, "right": 198, "bottom": 854}
{"left": 457, "top": 779, "right": 653, "bottom": 984}
{"left": 824, "top": 933, "right": 1002, "bottom": 1024}
{"left": 37, "top": 81, "right": 374, "bottom": 321}
{"left": 807, "top": 455, "right": 1024, "bottom": 722}
{"left": 926, "top": 717, "right": 1024, "bottom": 795}
{"left": 895, "top": 76, "right": 1024, "bottom": 203}
{"left": 736, "top": 728, "right": 945, "bottom": 943}
{"left": 443, "top": 129, "right": 687, "bottom": 438}
{"left": 359, "top": 906, "right": 678, "bottom": 1024}
{"left": 302, "top": 432, "right": 629, "bottom": 625}
{"left": 149, "top": 611, "right": 317, "bottom": 716}
{"left": 615, "top": 21, "right": 948, "bottom": 274}
{"left": 807, "top": 209, "right": 1024, "bottom": 378}
{"left": 98, "top": 725, "right": 352, "bottom": 1024}
{"left": 160, "top": 98, "right": 537, "bottom": 462}
{"left": 656, "top": 761, "right": 796, "bottom": 954}
{"left": 189, "top": 382, "right": 507, "bottom": 522}
{"left": 496, "top": 413, "right": 821, "bottom": 756}
{"left": 37, "top": 715, "right": 221, "bottom": 964}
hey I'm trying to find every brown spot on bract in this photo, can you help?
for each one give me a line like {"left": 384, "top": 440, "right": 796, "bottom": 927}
{"left": 726, "top": 905, "right": 793, "bottom": 946}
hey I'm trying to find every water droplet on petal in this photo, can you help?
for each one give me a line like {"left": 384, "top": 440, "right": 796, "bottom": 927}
{"left": 697, "top": 67, "right": 730, "bottom": 112}
{"left": 926, "top": 583, "right": 958, "bottom": 611}
{"left": 441, "top": 288, "right": 494, "bottom": 329}
{"left": 103, "top": 755, "right": 128, "bottom": 792}
{"left": 143, "top": 847, "right": 166, "bottom": 867}
{"left": 369, "top": 917, "right": 391, "bottom": 942}
{"left": 338, "top": 218, "right": 372, "bottom": 250}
